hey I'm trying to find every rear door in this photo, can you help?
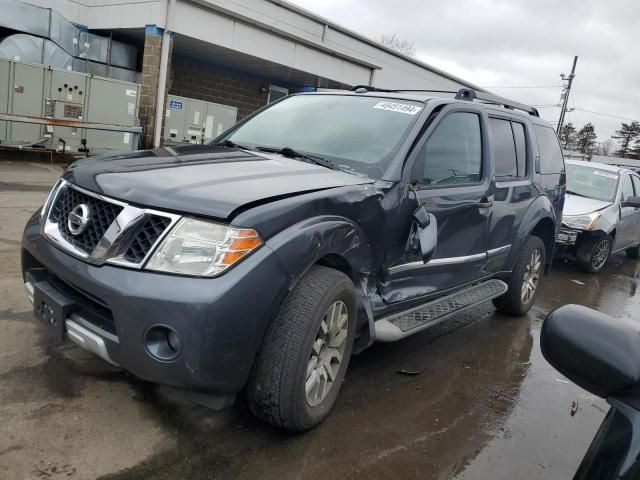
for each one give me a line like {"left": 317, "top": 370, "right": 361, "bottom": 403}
{"left": 379, "top": 106, "right": 492, "bottom": 303}
{"left": 486, "top": 116, "right": 537, "bottom": 270}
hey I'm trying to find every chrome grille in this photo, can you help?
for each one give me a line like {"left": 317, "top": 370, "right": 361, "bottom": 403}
{"left": 43, "top": 180, "right": 179, "bottom": 268}
{"left": 123, "top": 215, "right": 172, "bottom": 263}
{"left": 50, "top": 186, "right": 123, "bottom": 254}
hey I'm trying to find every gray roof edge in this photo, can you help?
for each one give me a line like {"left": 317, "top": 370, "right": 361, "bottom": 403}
{"left": 268, "top": 0, "right": 485, "bottom": 91}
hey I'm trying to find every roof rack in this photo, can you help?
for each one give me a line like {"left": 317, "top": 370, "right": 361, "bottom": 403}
{"left": 348, "top": 85, "right": 539, "bottom": 117}
{"left": 454, "top": 88, "right": 539, "bottom": 117}
{"left": 349, "top": 85, "right": 457, "bottom": 95}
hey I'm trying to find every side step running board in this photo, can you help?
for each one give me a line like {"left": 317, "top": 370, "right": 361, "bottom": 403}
{"left": 374, "top": 279, "right": 508, "bottom": 342}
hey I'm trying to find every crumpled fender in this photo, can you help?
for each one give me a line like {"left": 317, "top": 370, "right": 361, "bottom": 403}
{"left": 265, "top": 215, "right": 377, "bottom": 351}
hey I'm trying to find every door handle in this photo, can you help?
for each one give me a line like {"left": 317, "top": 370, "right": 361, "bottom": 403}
{"left": 477, "top": 196, "right": 493, "bottom": 208}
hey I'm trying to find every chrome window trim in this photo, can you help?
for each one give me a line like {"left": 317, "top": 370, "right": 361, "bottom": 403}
{"left": 487, "top": 245, "right": 512, "bottom": 257}
{"left": 388, "top": 244, "right": 511, "bottom": 275}
{"left": 42, "top": 179, "right": 181, "bottom": 269}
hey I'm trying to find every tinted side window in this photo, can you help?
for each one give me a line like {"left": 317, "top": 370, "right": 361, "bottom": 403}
{"left": 419, "top": 112, "right": 482, "bottom": 186}
{"left": 622, "top": 175, "right": 634, "bottom": 201}
{"left": 632, "top": 176, "right": 640, "bottom": 196}
{"left": 534, "top": 125, "right": 565, "bottom": 174}
{"left": 489, "top": 118, "right": 517, "bottom": 177}
{"left": 512, "top": 122, "right": 527, "bottom": 177}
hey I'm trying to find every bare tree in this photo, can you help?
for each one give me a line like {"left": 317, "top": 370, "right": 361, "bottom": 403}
{"left": 377, "top": 33, "right": 417, "bottom": 57}
{"left": 598, "top": 139, "right": 614, "bottom": 156}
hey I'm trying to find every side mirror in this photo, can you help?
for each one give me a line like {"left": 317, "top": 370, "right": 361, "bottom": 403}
{"left": 623, "top": 196, "right": 640, "bottom": 208}
{"left": 413, "top": 204, "right": 437, "bottom": 263}
{"left": 541, "top": 304, "right": 640, "bottom": 398}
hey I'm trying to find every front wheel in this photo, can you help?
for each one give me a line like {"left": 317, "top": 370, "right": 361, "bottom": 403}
{"left": 576, "top": 235, "right": 612, "bottom": 273}
{"left": 247, "top": 265, "right": 357, "bottom": 431}
{"left": 493, "top": 236, "right": 546, "bottom": 316}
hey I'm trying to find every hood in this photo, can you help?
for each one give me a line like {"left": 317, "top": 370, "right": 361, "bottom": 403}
{"left": 63, "top": 145, "right": 374, "bottom": 220}
{"left": 563, "top": 193, "right": 613, "bottom": 216}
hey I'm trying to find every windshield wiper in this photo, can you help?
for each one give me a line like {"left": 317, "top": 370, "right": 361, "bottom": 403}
{"left": 255, "top": 146, "right": 338, "bottom": 171}
{"left": 214, "top": 139, "right": 254, "bottom": 150}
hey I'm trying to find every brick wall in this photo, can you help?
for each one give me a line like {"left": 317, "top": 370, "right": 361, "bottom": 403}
{"left": 139, "top": 31, "right": 173, "bottom": 149}
{"left": 169, "top": 58, "right": 269, "bottom": 120}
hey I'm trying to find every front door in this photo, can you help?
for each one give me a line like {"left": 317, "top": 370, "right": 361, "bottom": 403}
{"left": 617, "top": 174, "right": 639, "bottom": 249}
{"left": 379, "top": 108, "right": 493, "bottom": 304}
{"left": 630, "top": 175, "right": 640, "bottom": 247}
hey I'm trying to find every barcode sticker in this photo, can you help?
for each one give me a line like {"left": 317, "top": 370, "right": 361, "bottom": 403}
{"left": 373, "top": 101, "right": 422, "bottom": 115}
{"left": 594, "top": 171, "right": 618, "bottom": 179}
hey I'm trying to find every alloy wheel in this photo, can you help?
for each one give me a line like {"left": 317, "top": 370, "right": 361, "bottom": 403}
{"left": 591, "top": 238, "right": 611, "bottom": 270}
{"left": 305, "top": 300, "right": 349, "bottom": 407}
{"left": 521, "top": 249, "right": 542, "bottom": 304}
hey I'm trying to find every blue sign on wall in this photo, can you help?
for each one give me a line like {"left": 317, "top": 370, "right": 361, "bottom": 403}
{"left": 169, "top": 100, "right": 183, "bottom": 110}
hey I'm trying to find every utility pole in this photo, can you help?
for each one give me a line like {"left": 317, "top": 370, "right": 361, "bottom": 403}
{"left": 557, "top": 56, "right": 578, "bottom": 134}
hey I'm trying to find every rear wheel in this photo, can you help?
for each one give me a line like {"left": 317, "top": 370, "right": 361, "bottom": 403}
{"left": 576, "top": 235, "right": 612, "bottom": 273}
{"left": 247, "top": 265, "right": 356, "bottom": 431}
{"left": 493, "top": 236, "right": 546, "bottom": 316}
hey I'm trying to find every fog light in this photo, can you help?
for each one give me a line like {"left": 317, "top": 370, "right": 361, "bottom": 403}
{"left": 144, "top": 325, "right": 182, "bottom": 362}
{"left": 167, "top": 330, "right": 181, "bottom": 352}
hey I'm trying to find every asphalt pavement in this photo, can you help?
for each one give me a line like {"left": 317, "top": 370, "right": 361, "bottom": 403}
{"left": 2, "top": 159, "right": 633, "bottom": 479}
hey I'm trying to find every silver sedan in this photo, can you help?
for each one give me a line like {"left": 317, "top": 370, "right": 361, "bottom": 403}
{"left": 557, "top": 160, "right": 640, "bottom": 272}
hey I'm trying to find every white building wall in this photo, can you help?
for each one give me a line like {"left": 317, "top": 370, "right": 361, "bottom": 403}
{"left": 22, "top": 0, "right": 477, "bottom": 90}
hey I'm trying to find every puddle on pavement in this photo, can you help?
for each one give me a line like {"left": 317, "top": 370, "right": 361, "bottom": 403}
{"left": 98, "top": 306, "right": 534, "bottom": 480}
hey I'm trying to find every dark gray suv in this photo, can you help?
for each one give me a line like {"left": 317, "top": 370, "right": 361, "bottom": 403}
{"left": 22, "top": 87, "right": 565, "bottom": 430}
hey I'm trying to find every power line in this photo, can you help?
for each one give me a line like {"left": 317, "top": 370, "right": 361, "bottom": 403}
{"left": 536, "top": 104, "right": 639, "bottom": 123}
{"left": 572, "top": 108, "right": 639, "bottom": 123}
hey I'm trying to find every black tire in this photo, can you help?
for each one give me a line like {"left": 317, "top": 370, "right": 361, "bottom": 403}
{"left": 493, "top": 236, "right": 546, "bottom": 316}
{"left": 247, "top": 265, "right": 357, "bottom": 431}
{"left": 626, "top": 244, "right": 640, "bottom": 259}
{"left": 576, "top": 234, "right": 612, "bottom": 273}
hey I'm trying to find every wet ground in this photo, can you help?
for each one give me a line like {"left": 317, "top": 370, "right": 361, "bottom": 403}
{"left": 2, "top": 159, "right": 637, "bottom": 479}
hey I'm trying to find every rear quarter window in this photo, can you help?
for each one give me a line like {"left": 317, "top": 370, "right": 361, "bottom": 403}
{"left": 534, "top": 125, "right": 565, "bottom": 174}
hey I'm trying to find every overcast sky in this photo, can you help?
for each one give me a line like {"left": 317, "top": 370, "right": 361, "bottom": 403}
{"left": 290, "top": 0, "right": 640, "bottom": 145}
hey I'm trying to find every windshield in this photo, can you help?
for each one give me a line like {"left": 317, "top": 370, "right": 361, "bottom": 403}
{"left": 566, "top": 163, "right": 619, "bottom": 202}
{"left": 218, "top": 94, "right": 424, "bottom": 179}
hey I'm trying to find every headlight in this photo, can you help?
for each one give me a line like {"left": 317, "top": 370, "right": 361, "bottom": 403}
{"left": 562, "top": 212, "right": 601, "bottom": 231}
{"left": 145, "top": 218, "right": 262, "bottom": 277}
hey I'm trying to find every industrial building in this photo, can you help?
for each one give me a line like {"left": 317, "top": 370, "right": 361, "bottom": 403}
{"left": 0, "top": 0, "right": 481, "bottom": 153}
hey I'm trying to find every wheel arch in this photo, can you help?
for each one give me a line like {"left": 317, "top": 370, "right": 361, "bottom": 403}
{"left": 529, "top": 216, "right": 556, "bottom": 273}
{"left": 265, "top": 216, "right": 377, "bottom": 353}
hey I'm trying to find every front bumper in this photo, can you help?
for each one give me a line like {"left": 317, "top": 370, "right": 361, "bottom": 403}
{"left": 557, "top": 227, "right": 580, "bottom": 246}
{"left": 22, "top": 211, "right": 290, "bottom": 397}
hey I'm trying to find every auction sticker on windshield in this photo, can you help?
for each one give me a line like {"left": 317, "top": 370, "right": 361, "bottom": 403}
{"left": 594, "top": 171, "right": 618, "bottom": 179}
{"left": 373, "top": 101, "right": 423, "bottom": 115}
